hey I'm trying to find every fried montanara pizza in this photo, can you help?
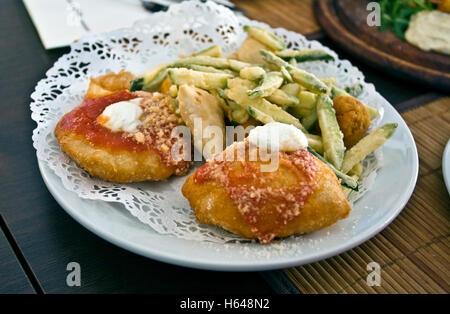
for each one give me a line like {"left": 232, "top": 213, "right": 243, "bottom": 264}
{"left": 182, "top": 123, "right": 351, "bottom": 243}
{"left": 55, "top": 87, "right": 191, "bottom": 183}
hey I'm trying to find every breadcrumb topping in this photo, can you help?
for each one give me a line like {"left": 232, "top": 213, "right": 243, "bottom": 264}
{"left": 127, "top": 91, "right": 191, "bottom": 175}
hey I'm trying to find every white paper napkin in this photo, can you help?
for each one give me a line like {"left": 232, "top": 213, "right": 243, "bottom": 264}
{"left": 23, "top": 0, "right": 150, "bottom": 49}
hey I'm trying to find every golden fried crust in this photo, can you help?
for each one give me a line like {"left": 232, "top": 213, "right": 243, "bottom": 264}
{"left": 85, "top": 70, "right": 135, "bottom": 99}
{"left": 182, "top": 154, "right": 351, "bottom": 241}
{"left": 55, "top": 130, "right": 175, "bottom": 182}
{"left": 231, "top": 37, "right": 272, "bottom": 64}
{"left": 333, "top": 95, "right": 370, "bottom": 148}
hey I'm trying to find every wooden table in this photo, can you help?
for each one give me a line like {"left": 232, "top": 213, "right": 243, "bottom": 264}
{"left": 0, "top": 0, "right": 445, "bottom": 293}
{"left": 0, "top": 228, "right": 34, "bottom": 293}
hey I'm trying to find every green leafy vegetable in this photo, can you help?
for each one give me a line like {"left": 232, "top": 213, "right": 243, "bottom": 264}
{"left": 379, "top": 0, "right": 436, "bottom": 40}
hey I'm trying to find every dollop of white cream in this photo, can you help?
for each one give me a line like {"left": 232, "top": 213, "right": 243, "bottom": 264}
{"left": 248, "top": 122, "right": 308, "bottom": 152}
{"left": 97, "top": 98, "right": 143, "bottom": 132}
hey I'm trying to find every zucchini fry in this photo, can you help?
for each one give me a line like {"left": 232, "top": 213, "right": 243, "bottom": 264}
{"left": 183, "top": 64, "right": 234, "bottom": 75}
{"left": 243, "top": 25, "right": 286, "bottom": 51}
{"left": 170, "top": 56, "right": 253, "bottom": 73}
{"left": 228, "top": 59, "right": 255, "bottom": 72}
{"left": 281, "top": 83, "right": 302, "bottom": 96}
{"left": 341, "top": 123, "right": 398, "bottom": 174}
{"left": 316, "top": 94, "right": 346, "bottom": 169}
{"left": 168, "top": 68, "right": 232, "bottom": 90}
{"left": 170, "top": 55, "right": 229, "bottom": 69}
{"left": 305, "top": 134, "right": 324, "bottom": 154}
{"left": 260, "top": 50, "right": 328, "bottom": 94}
{"left": 364, "top": 105, "right": 379, "bottom": 120}
{"left": 266, "top": 89, "right": 299, "bottom": 109}
{"left": 214, "top": 88, "right": 249, "bottom": 124}
{"left": 342, "top": 174, "right": 360, "bottom": 197}
{"left": 248, "top": 106, "right": 275, "bottom": 124}
{"left": 229, "top": 100, "right": 250, "bottom": 124}
{"left": 130, "top": 62, "right": 168, "bottom": 91}
{"left": 348, "top": 163, "right": 363, "bottom": 178}
{"left": 297, "top": 91, "right": 318, "bottom": 110}
{"left": 276, "top": 49, "right": 334, "bottom": 62}
{"left": 290, "top": 68, "right": 329, "bottom": 94}
{"left": 288, "top": 91, "right": 317, "bottom": 119}
{"left": 248, "top": 72, "right": 283, "bottom": 98}
{"left": 308, "top": 147, "right": 359, "bottom": 191}
{"left": 280, "top": 66, "right": 293, "bottom": 82}
{"left": 142, "top": 68, "right": 169, "bottom": 92}
{"left": 210, "top": 89, "right": 233, "bottom": 120}
{"left": 259, "top": 49, "right": 290, "bottom": 69}
{"left": 239, "top": 66, "right": 266, "bottom": 81}
{"left": 226, "top": 78, "right": 306, "bottom": 131}
{"left": 301, "top": 105, "right": 318, "bottom": 131}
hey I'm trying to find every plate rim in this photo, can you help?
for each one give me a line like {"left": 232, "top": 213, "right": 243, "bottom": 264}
{"left": 37, "top": 99, "right": 419, "bottom": 272}
{"left": 442, "top": 139, "right": 450, "bottom": 194}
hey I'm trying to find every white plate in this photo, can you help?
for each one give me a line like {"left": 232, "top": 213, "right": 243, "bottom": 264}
{"left": 32, "top": 1, "right": 419, "bottom": 271}
{"left": 38, "top": 99, "right": 418, "bottom": 271}
{"left": 443, "top": 140, "right": 450, "bottom": 194}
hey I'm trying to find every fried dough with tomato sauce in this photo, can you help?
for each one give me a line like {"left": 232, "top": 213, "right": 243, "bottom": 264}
{"left": 55, "top": 132, "right": 176, "bottom": 182}
{"left": 55, "top": 91, "right": 191, "bottom": 183}
{"left": 182, "top": 142, "right": 351, "bottom": 243}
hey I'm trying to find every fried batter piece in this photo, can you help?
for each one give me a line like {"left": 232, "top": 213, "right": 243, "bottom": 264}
{"left": 85, "top": 70, "right": 135, "bottom": 99}
{"left": 182, "top": 142, "right": 351, "bottom": 243}
{"left": 55, "top": 90, "right": 191, "bottom": 182}
{"left": 333, "top": 95, "right": 370, "bottom": 148}
{"left": 177, "top": 85, "right": 226, "bottom": 159}
{"left": 228, "top": 37, "right": 272, "bottom": 64}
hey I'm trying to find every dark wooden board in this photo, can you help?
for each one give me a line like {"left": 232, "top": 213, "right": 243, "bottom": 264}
{"left": 315, "top": 0, "right": 450, "bottom": 92}
{"left": 0, "top": 226, "right": 35, "bottom": 294}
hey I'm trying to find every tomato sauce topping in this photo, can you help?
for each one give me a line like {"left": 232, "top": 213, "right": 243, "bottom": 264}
{"left": 194, "top": 141, "right": 318, "bottom": 242}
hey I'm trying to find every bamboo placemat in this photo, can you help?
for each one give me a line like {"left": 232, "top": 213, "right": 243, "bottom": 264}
{"left": 233, "top": 0, "right": 321, "bottom": 37}
{"left": 281, "top": 97, "right": 450, "bottom": 294}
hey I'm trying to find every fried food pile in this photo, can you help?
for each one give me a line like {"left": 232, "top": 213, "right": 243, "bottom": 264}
{"left": 53, "top": 23, "right": 399, "bottom": 243}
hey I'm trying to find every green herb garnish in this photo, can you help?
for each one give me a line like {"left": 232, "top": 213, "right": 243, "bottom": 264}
{"left": 379, "top": 0, "right": 436, "bottom": 40}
